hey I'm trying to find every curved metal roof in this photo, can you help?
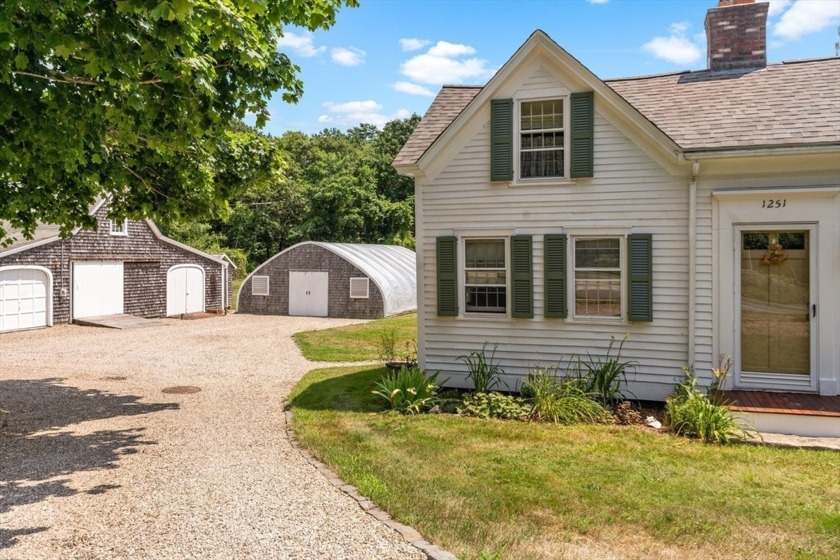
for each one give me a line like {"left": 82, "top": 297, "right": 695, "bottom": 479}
{"left": 238, "top": 241, "right": 416, "bottom": 317}
{"left": 310, "top": 242, "right": 416, "bottom": 316}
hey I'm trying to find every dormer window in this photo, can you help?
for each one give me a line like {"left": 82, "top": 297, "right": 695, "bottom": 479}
{"left": 109, "top": 219, "right": 128, "bottom": 236}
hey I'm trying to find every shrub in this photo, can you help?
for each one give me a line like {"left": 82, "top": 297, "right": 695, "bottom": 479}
{"left": 522, "top": 367, "right": 610, "bottom": 424}
{"left": 460, "top": 342, "right": 505, "bottom": 393}
{"left": 378, "top": 329, "right": 398, "bottom": 362}
{"left": 371, "top": 366, "right": 441, "bottom": 415}
{"left": 665, "top": 367, "right": 754, "bottom": 444}
{"left": 458, "top": 392, "right": 531, "bottom": 421}
{"left": 575, "top": 334, "right": 636, "bottom": 405}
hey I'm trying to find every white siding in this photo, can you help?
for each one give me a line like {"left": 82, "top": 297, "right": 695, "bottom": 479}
{"left": 419, "top": 76, "right": 691, "bottom": 400}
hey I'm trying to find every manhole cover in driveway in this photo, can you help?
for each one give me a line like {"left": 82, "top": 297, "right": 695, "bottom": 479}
{"left": 162, "top": 386, "right": 201, "bottom": 394}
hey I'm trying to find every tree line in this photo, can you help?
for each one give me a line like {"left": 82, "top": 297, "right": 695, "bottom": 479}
{"left": 160, "top": 116, "right": 420, "bottom": 277}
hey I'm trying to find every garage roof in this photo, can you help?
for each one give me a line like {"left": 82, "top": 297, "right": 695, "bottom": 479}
{"left": 309, "top": 242, "right": 417, "bottom": 317}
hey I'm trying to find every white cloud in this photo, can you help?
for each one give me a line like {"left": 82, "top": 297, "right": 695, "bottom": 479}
{"left": 319, "top": 100, "right": 410, "bottom": 128}
{"left": 759, "top": 0, "right": 793, "bottom": 17}
{"left": 773, "top": 0, "right": 840, "bottom": 40}
{"left": 587, "top": 0, "right": 609, "bottom": 4}
{"left": 642, "top": 22, "right": 703, "bottom": 65}
{"left": 427, "top": 41, "right": 476, "bottom": 57}
{"left": 400, "top": 38, "right": 431, "bottom": 52}
{"left": 670, "top": 22, "right": 690, "bottom": 34}
{"left": 331, "top": 47, "right": 366, "bottom": 66}
{"left": 400, "top": 40, "right": 493, "bottom": 85}
{"left": 277, "top": 31, "right": 325, "bottom": 58}
{"left": 393, "top": 81, "right": 436, "bottom": 97}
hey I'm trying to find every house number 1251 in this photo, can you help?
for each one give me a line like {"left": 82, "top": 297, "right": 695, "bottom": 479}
{"left": 762, "top": 199, "right": 786, "bottom": 208}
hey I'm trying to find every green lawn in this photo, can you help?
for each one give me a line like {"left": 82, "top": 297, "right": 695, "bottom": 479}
{"left": 232, "top": 278, "right": 243, "bottom": 310}
{"left": 293, "top": 312, "right": 416, "bottom": 362}
{"left": 289, "top": 366, "right": 840, "bottom": 560}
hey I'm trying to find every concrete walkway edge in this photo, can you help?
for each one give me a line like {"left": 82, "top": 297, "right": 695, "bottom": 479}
{"left": 283, "top": 407, "right": 459, "bottom": 560}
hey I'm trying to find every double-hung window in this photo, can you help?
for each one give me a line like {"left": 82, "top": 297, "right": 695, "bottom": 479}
{"left": 573, "top": 237, "right": 622, "bottom": 318}
{"left": 464, "top": 239, "right": 507, "bottom": 314}
{"left": 491, "top": 92, "right": 593, "bottom": 182}
{"left": 520, "top": 99, "right": 565, "bottom": 179}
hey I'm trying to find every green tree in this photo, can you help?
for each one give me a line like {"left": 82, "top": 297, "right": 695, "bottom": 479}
{"left": 0, "top": 0, "right": 358, "bottom": 245}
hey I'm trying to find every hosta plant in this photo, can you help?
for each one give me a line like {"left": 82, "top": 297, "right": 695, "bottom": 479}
{"left": 458, "top": 392, "right": 531, "bottom": 421}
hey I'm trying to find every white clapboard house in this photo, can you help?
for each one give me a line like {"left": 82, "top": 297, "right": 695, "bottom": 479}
{"left": 393, "top": 0, "right": 839, "bottom": 436}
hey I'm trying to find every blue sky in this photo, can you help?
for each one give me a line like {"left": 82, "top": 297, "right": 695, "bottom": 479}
{"left": 262, "top": 0, "right": 840, "bottom": 136}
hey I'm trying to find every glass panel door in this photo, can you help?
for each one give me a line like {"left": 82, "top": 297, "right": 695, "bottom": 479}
{"left": 740, "top": 230, "right": 810, "bottom": 375}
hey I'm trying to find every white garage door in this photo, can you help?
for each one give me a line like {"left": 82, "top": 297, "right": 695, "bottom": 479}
{"left": 167, "top": 265, "right": 204, "bottom": 316}
{"left": 289, "top": 271, "right": 329, "bottom": 317}
{"left": 73, "top": 261, "right": 124, "bottom": 319}
{"left": 0, "top": 267, "right": 50, "bottom": 333}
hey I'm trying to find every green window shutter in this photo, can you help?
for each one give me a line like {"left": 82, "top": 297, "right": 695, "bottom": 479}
{"left": 436, "top": 236, "right": 458, "bottom": 317}
{"left": 510, "top": 235, "right": 533, "bottom": 318}
{"left": 569, "top": 92, "right": 594, "bottom": 179}
{"left": 627, "top": 234, "right": 653, "bottom": 322}
{"left": 544, "top": 234, "right": 568, "bottom": 318}
{"left": 491, "top": 99, "right": 513, "bottom": 181}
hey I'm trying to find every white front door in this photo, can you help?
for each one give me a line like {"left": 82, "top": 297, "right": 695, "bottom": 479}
{"left": 73, "top": 261, "right": 124, "bottom": 319}
{"left": 0, "top": 267, "right": 51, "bottom": 332}
{"left": 289, "top": 271, "right": 329, "bottom": 317}
{"left": 167, "top": 265, "right": 205, "bottom": 316}
{"left": 735, "top": 227, "right": 816, "bottom": 392}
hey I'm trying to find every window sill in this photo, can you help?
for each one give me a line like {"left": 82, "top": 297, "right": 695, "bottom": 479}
{"left": 506, "top": 179, "right": 577, "bottom": 188}
{"left": 565, "top": 316, "right": 627, "bottom": 326}
{"left": 108, "top": 232, "right": 129, "bottom": 237}
{"left": 458, "top": 313, "right": 512, "bottom": 321}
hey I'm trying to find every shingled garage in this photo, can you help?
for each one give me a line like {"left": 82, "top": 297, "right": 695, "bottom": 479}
{"left": 237, "top": 242, "right": 416, "bottom": 319}
{"left": 0, "top": 199, "right": 231, "bottom": 333}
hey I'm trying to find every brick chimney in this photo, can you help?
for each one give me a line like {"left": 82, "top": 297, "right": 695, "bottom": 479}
{"left": 705, "top": 0, "right": 769, "bottom": 72}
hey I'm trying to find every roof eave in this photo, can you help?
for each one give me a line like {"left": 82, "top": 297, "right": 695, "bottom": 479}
{"left": 393, "top": 162, "right": 423, "bottom": 178}
{"left": 683, "top": 142, "right": 840, "bottom": 160}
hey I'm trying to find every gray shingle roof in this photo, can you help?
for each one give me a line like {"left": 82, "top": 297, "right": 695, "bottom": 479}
{"left": 394, "top": 57, "right": 840, "bottom": 166}
{"left": 0, "top": 221, "right": 61, "bottom": 251}
{"left": 606, "top": 58, "right": 840, "bottom": 151}
{"left": 1, "top": 198, "right": 104, "bottom": 252}
{"left": 393, "top": 85, "right": 482, "bottom": 167}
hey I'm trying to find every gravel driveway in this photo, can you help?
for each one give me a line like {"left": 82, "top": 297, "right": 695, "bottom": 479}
{"left": 0, "top": 314, "right": 425, "bottom": 560}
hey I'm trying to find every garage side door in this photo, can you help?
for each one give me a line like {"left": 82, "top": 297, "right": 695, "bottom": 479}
{"left": 73, "top": 261, "right": 124, "bottom": 319}
{"left": 167, "top": 265, "right": 205, "bottom": 316}
{"left": 289, "top": 271, "right": 329, "bottom": 317}
{"left": 0, "top": 268, "right": 50, "bottom": 333}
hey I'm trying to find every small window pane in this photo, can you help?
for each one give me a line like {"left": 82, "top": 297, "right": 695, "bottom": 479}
{"left": 466, "top": 271, "right": 506, "bottom": 285}
{"left": 466, "top": 286, "right": 506, "bottom": 313}
{"left": 466, "top": 240, "right": 505, "bottom": 268}
{"left": 574, "top": 271, "right": 621, "bottom": 317}
{"left": 575, "top": 238, "right": 620, "bottom": 268}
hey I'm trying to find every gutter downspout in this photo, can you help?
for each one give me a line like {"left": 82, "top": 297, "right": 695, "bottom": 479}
{"left": 688, "top": 161, "right": 700, "bottom": 368}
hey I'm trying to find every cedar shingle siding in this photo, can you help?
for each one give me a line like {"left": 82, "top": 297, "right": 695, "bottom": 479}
{"left": 0, "top": 203, "right": 226, "bottom": 324}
